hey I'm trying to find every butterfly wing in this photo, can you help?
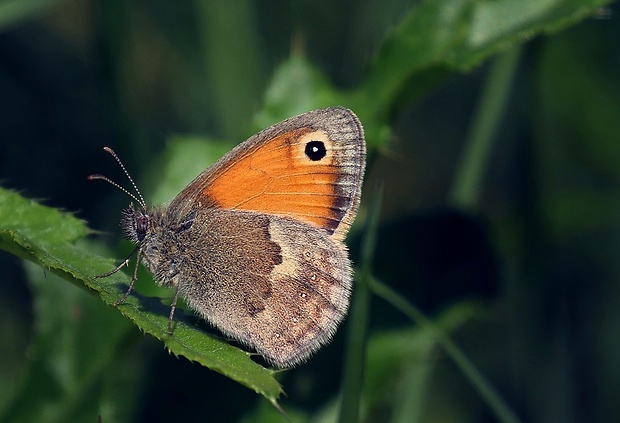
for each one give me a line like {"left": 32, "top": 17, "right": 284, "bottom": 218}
{"left": 168, "top": 107, "right": 365, "bottom": 241}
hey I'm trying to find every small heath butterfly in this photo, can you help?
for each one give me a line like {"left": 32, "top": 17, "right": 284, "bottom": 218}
{"left": 89, "top": 107, "right": 366, "bottom": 368}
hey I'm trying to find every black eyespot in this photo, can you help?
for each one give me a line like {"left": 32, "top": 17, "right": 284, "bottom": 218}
{"left": 304, "top": 140, "right": 327, "bottom": 161}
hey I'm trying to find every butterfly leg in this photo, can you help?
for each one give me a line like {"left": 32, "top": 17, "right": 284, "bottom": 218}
{"left": 112, "top": 247, "right": 142, "bottom": 307}
{"left": 168, "top": 283, "right": 181, "bottom": 335}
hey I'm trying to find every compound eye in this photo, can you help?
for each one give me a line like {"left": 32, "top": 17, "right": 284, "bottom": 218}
{"left": 136, "top": 215, "right": 149, "bottom": 240}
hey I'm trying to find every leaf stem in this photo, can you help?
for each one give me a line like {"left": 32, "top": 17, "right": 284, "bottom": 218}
{"left": 369, "top": 276, "right": 522, "bottom": 423}
{"left": 338, "top": 186, "right": 383, "bottom": 423}
{"left": 450, "top": 46, "right": 522, "bottom": 208}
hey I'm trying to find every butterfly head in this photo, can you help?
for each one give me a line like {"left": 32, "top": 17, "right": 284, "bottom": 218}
{"left": 88, "top": 146, "right": 153, "bottom": 245}
{"left": 121, "top": 203, "right": 151, "bottom": 244}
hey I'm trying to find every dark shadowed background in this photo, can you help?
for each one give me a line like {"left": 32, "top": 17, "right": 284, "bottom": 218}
{"left": 1, "top": 1, "right": 619, "bottom": 422}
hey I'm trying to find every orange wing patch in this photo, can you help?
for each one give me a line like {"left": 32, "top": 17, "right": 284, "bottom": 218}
{"left": 201, "top": 129, "right": 342, "bottom": 231}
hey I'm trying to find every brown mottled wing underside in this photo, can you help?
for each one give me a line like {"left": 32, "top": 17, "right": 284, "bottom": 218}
{"left": 176, "top": 209, "right": 352, "bottom": 367}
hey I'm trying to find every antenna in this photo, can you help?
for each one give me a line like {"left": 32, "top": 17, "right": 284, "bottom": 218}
{"left": 88, "top": 146, "right": 146, "bottom": 208}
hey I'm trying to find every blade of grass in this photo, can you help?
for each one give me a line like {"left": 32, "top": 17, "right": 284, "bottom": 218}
{"left": 449, "top": 46, "right": 522, "bottom": 208}
{"left": 193, "top": 0, "right": 266, "bottom": 140}
{"left": 369, "top": 276, "right": 522, "bottom": 423}
{"left": 338, "top": 186, "right": 383, "bottom": 423}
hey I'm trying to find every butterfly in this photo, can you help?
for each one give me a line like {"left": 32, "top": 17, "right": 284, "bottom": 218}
{"left": 90, "top": 107, "right": 366, "bottom": 368}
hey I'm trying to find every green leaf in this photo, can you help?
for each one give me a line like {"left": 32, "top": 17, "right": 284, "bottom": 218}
{"left": 248, "top": 0, "right": 610, "bottom": 152}
{"left": 0, "top": 0, "right": 65, "bottom": 31}
{"left": 0, "top": 262, "right": 136, "bottom": 423}
{"left": 357, "top": 0, "right": 612, "bottom": 119}
{"left": 0, "top": 187, "right": 283, "bottom": 406}
{"left": 252, "top": 55, "right": 343, "bottom": 132}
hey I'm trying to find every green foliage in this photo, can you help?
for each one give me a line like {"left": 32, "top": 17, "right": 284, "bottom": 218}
{"left": 0, "top": 0, "right": 616, "bottom": 422}
{"left": 0, "top": 188, "right": 283, "bottom": 415}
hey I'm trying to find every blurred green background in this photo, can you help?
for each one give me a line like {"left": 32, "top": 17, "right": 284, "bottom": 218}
{"left": 1, "top": 0, "right": 619, "bottom": 422}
